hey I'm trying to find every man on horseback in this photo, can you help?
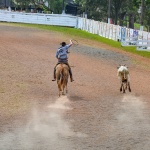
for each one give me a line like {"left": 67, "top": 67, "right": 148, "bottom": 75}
{"left": 52, "top": 39, "right": 74, "bottom": 82}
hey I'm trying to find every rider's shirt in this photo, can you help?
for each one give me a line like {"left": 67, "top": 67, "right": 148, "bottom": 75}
{"left": 56, "top": 44, "right": 71, "bottom": 62}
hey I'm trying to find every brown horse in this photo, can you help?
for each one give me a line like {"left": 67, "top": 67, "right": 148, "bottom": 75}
{"left": 56, "top": 63, "right": 69, "bottom": 96}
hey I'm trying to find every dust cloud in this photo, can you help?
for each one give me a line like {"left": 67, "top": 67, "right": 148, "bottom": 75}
{"left": 115, "top": 94, "right": 150, "bottom": 133}
{"left": 0, "top": 96, "right": 86, "bottom": 150}
{"left": 111, "top": 94, "right": 150, "bottom": 148}
{"left": 103, "top": 94, "right": 150, "bottom": 149}
{"left": 118, "top": 95, "right": 148, "bottom": 126}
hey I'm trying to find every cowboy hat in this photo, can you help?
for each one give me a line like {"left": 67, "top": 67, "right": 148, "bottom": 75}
{"left": 60, "top": 42, "right": 66, "bottom": 46}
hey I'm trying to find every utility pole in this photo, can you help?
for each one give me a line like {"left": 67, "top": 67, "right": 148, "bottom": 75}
{"left": 140, "top": 0, "right": 144, "bottom": 31}
{"left": 108, "top": 0, "right": 111, "bottom": 24}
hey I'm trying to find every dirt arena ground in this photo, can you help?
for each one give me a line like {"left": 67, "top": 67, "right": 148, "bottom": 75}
{"left": 0, "top": 23, "right": 150, "bottom": 150}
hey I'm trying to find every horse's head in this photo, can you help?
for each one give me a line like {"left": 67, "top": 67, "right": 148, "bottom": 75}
{"left": 117, "top": 64, "right": 128, "bottom": 69}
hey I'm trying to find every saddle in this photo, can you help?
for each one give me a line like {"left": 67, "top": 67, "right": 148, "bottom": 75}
{"left": 52, "top": 62, "right": 74, "bottom": 82}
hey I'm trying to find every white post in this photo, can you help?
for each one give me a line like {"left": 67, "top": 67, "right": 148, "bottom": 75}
{"left": 8, "top": 6, "right": 11, "bottom": 12}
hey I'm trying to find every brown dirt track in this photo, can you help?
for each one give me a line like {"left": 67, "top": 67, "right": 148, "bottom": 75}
{"left": 0, "top": 23, "right": 150, "bottom": 150}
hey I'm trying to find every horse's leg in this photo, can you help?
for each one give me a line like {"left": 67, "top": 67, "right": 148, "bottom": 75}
{"left": 120, "top": 83, "right": 123, "bottom": 92}
{"left": 66, "top": 84, "right": 68, "bottom": 93}
{"left": 57, "top": 81, "right": 61, "bottom": 97}
{"left": 128, "top": 82, "right": 131, "bottom": 92}
{"left": 64, "top": 82, "right": 68, "bottom": 94}
{"left": 123, "top": 83, "right": 126, "bottom": 93}
{"left": 56, "top": 70, "right": 61, "bottom": 96}
{"left": 62, "top": 88, "right": 65, "bottom": 95}
{"left": 64, "top": 79, "right": 68, "bottom": 94}
{"left": 123, "top": 87, "right": 125, "bottom": 93}
{"left": 58, "top": 86, "right": 61, "bottom": 97}
{"left": 61, "top": 81, "right": 65, "bottom": 95}
{"left": 58, "top": 78, "right": 63, "bottom": 96}
{"left": 62, "top": 91, "right": 64, "bottom": 95}
{"left": 125, "top": 82, "right": 127, "bottom": 90}
{"left": 62, "top": 77, "right": 68, "bottom": 95}
{"left": 120, "top": 82, "right": 125, "bottom": 93}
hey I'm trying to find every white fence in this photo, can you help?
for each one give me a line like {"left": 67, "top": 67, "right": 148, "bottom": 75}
{"left": 137, "top": 40, "right": 150, "bottom": 51}
{"left": 0, "top": 11, "right": 150, "bottom": 51}
{"left": 77, "top": 17, "right": 150, "bottom": 51}
{"left": 78, "top": 18, "right": 119, "bottom": 41}
{"left": 78, "top": 17, "right": 150, "bottom": 41}
{"left": 0, "top": 11, "right": 78, "bottom": 27}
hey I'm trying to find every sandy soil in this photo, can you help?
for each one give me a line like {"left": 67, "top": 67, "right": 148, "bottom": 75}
{"left": 0, "top": 23, "right": 150, "bottom": 150}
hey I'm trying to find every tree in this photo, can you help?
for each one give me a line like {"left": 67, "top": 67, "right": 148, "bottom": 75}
{"left": 10, "top": 0, "right": 149, "bottom": 30}
{"left": 126, "top": 0, "right": 140, "bottom": 28}
{"left": 12, "top": 0, "right": 31, "bottom": 10}
{"left": 75, "top": 0, "right": 107, "bottom": 21}
{"left": 43, "top": 0, "right": 64, "bottom": 14}
{"left": 145, "top": 0, "right": 150, "bottom": 31}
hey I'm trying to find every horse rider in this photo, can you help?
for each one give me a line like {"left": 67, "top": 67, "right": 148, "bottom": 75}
{"left": 52, "top": 39, "right": 74, "bottom": 82}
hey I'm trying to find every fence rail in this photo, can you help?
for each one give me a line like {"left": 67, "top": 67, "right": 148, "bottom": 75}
{"left": 0, "top": 11, "right": 77, "bottom": 27}
{"left": 137, "top": 40, "right": 150, "bottom": 51}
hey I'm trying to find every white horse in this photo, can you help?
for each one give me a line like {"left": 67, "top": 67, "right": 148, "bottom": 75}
{"left": 117, "top": 65, "right": 131, "bottom": 93}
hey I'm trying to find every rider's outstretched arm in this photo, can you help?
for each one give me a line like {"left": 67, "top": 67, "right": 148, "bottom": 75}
{"left": 70, "top": 39, "right": 73, "bottom": 46}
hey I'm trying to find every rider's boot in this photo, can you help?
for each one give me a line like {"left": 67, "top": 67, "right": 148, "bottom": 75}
{"left": 70, "top": 76, "right": 74, "bottom": 82}
{"left": 69, "top": 69, "right": 74, "bottom": 82}
{"left": 52, "top": 69, "right": 56, "bottom": 81}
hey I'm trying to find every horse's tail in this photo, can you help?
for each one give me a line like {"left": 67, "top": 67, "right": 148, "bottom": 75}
{"left": 60, "top": 67, "right": 64, "bottom": 83}
{"left": 60, "top": 64, "right": 69, "bottom": 83}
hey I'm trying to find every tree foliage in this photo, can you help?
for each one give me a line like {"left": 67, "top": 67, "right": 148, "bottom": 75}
{"left": 145, "top": 0, "right": 150, "bottom": 28}
{"left": 75, "top": 0, "right": 150, "bottom": 29}
{"left": 11, "top": 0, "right": 64, "bottom": 13}
{"left": 11, "top": 0, "right": 150, "bottom": 29}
